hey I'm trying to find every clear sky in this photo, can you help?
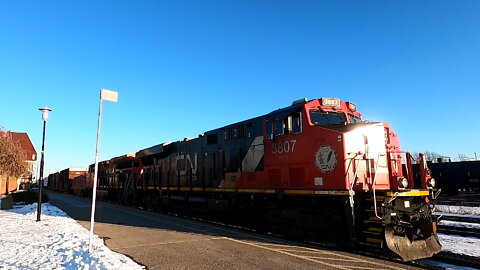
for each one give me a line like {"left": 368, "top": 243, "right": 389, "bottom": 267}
{"left": 1, "top": 1, "right": 479, "bottom": 177}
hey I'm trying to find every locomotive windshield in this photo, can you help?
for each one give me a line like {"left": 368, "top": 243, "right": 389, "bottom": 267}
{"left": 348, "top": 114, "right": 362, "bottom": 124}
{"left": 310, "top": 110, "right": 347, "bottom": 125}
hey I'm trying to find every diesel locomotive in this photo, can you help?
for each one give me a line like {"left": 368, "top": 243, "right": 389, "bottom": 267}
{"left": 87, "top": 98, "right": 441, "bottom": 261}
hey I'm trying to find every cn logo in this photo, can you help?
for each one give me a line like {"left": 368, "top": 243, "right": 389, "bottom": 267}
{"left": 315, "top": 145, "right": 337, "bottom": 173}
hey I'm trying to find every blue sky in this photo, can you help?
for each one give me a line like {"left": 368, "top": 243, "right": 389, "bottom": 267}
{"left": 1, "top": 1, "right": 479, "bottom": 177}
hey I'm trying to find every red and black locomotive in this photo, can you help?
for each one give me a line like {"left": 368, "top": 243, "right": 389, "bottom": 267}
{"left": 89, "top": 97, "right": 441, "bottom": 261}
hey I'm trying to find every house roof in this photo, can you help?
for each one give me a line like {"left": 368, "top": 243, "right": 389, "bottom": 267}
{"left": 11, "top": 132, "right": 37, "bottom": 161}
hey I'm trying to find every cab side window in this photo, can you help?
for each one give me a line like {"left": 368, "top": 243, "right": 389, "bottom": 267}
{"left": 275, "top": 119, "right": 284, "bottom": 136}
{"left": 292, "top": 112, "right": 302, "bottom": 133}
{"left": 270, "top": 112, "right": 302, "bottom": 138}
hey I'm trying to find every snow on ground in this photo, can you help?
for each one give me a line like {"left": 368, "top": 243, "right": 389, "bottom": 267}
{"left": 435, "top": 205, "right": 480, "bottom": 215}
{"left": 419, "top": 205, "right": 480, "bottom": 269}
{"left": 0, "top": 203, "right": 143, "bottom": 270}
{"left": 438, "top": 234, "right": 480, "bottom": 258}
{"left": 439, "top": 220, "right": 480, "bottom": 229}
{"left": 420, "top": 233, "right": 480, "bottom": 270}
{"left": 434, "top": 205, "right": 480, "bottom": 263}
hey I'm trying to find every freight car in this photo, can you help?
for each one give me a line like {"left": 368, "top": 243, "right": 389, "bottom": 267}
{"left": 47, "top": 171, "right": 60, "bottom": 190}
{"left": 412, "top": 160, "right": 480, "bottom": 196}
{"left": 91, "top": 97, "right": 440, "bottom": 261}
{"left": 47, "top": 168, "right": 87, "bottom": 195}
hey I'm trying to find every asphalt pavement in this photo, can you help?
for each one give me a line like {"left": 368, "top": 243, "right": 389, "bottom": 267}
{"left": 46, "top": 190, "right": 422, "bottom": 270}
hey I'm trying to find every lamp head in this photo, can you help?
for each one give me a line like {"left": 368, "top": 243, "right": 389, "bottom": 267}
{"left": 39, "top": 107, "right": 52, "bottom": 121}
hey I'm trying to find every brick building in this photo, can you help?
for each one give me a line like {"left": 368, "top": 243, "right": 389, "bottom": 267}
{"left": 0, "top": 131, "right": 37, "bottom": 195}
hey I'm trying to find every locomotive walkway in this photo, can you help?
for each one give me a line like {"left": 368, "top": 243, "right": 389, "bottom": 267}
{"left": 47, "top": 191, "right": 422, "bottom": 270}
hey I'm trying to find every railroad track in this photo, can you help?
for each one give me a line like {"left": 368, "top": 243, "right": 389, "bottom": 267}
{"left": 431, "top": 251, "right": 480, "bottom": 270}
{"left": 355, "top": 246, "right": 480, "bottom": 270}
{"left": 427, "top": 211, "right": 480, "bottom": 268}
{"left": 437, "top": 201, "right": 480, "bottom": 207}
{"left": 436, "top": 196, "right": 480, "bottom": 207}
{"left": 437, "top": 224, "right": 480, "bottom": 238}
{"left": 434, "top": 213, "right": 480, "bottom": 223}
{"left": 433, "top": 211, "right": 480, "bottom": 238}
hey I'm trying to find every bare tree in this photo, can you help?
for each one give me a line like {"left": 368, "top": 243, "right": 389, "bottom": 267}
{"left": 411, "top": 152, "right": 420, "bottom": 163}
{"left": 412, "top": 151, "right": 452, "bottom": 163}
{"left": 0, "top": 129, "right": 29, "bottom": 194}
{"left": 424, "top": 151, "right": 442, "bottom": 162}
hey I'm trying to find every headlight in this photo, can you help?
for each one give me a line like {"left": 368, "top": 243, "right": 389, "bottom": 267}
{"left": 347, "top": 102, "right": 357, "bottom": 111}
{"left": 428, "top": 178, "right": 436, "bottom": 187}
{"left": 398, "top": 178, "right": 409, "bottom": 188}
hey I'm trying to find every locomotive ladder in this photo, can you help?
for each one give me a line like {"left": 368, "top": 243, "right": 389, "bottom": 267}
{"left": 358, "top": 194, "right": 385, "bottom": 248}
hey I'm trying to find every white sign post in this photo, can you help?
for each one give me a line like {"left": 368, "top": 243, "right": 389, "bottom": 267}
{"left": 89, "top": 89, "right": 118, "bottom": 253}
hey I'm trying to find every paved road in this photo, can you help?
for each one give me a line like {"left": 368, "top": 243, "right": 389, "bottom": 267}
{"left": 47, "top": 190, "right": 422, "bottom": 270}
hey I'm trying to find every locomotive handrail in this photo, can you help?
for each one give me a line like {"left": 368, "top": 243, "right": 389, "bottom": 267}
{"left": 345, "top": 152, "right": 383, "bottom": 219}
{"left": 385, "top": 150, "right": 415, "bottom": 189}
{"left": 345, "top": 152, "right": 362, "bottom": 227}
{"left": 372, "top": 152, "right": 383, "bottom": 219}
{"left": 402, "top": 155, "right": 409, "bottom": 180}
{"left": 388, "top": 192, "right": 399, "bottom": 204}
{"left": 345, "top": 152, "right": 362, "bottom": 189}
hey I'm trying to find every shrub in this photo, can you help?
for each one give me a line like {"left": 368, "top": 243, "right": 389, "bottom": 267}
{"left": 12, "top": 190, "right": 49, "bottom": 204}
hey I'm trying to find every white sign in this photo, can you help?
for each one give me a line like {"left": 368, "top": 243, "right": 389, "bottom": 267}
{"left": 100, "top": 89, "right": 118, "bottom": 102}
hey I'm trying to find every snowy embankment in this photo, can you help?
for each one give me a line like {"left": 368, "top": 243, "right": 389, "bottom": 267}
{"left": 435, "top": 204, "right": 480, "bottom": 259}
{"left": 0, "top": 203, "right": 143, "bottom": 270}
{"left": 416, "top": 204, "right": 480, "bottom": 270}
{"left": 435, "top": 205, "right": 480, "bottom": 215}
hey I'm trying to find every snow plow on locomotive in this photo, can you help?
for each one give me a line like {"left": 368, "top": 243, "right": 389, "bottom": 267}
{"left": 90, "top": 97, "right": 441, "bottom": 261}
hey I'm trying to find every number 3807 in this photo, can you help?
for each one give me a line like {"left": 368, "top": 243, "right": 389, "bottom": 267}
{"left": 272, "top": 140, "right": 297, "bottom": 155}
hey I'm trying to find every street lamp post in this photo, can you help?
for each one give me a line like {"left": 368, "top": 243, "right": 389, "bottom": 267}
{"left": 36, "top": 107, "right": 52, "bottom": 222}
